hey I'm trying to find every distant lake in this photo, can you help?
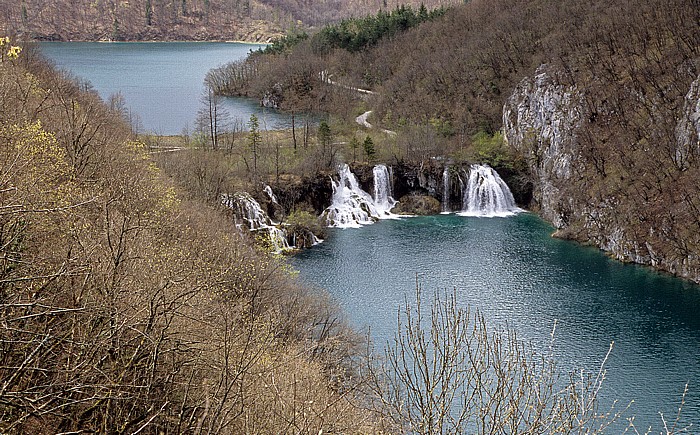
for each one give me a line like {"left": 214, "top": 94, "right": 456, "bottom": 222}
{"left": 39, "top": 42, "right": 301, "bottom": 134}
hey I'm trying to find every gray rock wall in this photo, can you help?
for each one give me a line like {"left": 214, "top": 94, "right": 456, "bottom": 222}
{"left": 504, "top": 65, "right": 700, "bottom": 283}
{"left": 503, "top": 65, "right": 582, "bottom": 229}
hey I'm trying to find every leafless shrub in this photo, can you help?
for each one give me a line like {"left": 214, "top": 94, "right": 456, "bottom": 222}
{"left": 364, "top": 285, "right": 629, "bottom": 434}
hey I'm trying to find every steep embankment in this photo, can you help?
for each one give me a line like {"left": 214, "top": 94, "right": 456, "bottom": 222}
{"left": 0, "top": 40, "right": 379, "bottom": 433}
{"left": 504, "top": 65, "right": 700, "bottom": 283}
{"left": 499, "top": 1, "right": 700, "bottom": 283}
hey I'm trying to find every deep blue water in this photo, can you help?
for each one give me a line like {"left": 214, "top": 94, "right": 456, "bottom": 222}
{"left": 38, "top": 42, "right": 301, "bottom": 134}
{"left": 292, "top": 213, "right": 700, "bottom": 430}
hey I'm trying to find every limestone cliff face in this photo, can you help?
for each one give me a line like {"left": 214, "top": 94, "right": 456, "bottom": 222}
{"left": 503, "top": 66, "right": 582, "bottom": 229}
{"left": 504, "top": 65, "right": 700, "bottom": 283}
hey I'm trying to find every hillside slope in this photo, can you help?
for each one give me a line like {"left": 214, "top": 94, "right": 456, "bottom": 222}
{"left": 223, "top": 0, "right": 700, "bottom": 283}
{"left": 0, "top": 40, "right": 379, "bottom": 432}
{"left": 0, "top": 0, "right": 459, "bottom": 41}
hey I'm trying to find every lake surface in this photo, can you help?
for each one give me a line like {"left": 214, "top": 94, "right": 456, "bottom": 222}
{"left": 292, "top": 213, "right": 700, "bottom": 430}
{"left": 38, "top": 42, "right": 301, "bottom": 134}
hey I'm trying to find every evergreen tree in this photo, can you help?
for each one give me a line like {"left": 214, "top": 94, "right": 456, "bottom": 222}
{"left": 145, "top": 0, "right": 153, "bottom": 26}
{"left": 363, "top": 135, "right": 376, "bottom": 162}
{"left": 350, "top": 136, "right": 360, "bottom": 163}
{"left": 317, "top": 120, "right": 334, "bottom": 168}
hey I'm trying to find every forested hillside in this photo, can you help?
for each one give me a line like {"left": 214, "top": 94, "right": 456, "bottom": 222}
{"left": 0, "top": 0, "right": 459, "bottom": 41}
{"left": 219, "top": 0, "right": 700, "bottom": 283}
{"left": 0, "top": 39, "right": 382, "bottom": 432}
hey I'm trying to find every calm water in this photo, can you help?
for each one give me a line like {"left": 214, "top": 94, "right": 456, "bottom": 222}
{"left": 292, "top": 213, "right": 700, "bottom": 430}
{"left": 38, "top": 42, "right": 300, "bottom": 134}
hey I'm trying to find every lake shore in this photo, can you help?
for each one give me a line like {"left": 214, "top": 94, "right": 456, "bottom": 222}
{"left": 31, "top": 36, "right": 275, "bottom": 44}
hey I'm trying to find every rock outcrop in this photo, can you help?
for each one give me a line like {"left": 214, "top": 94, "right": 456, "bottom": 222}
{"left": 675, "top": 77, "right": 700, "bottom": 171}
{"left": 503, "top": 66, "right": 582, "bottom": 229}
{"left": 504, "top": 65, "right": 700, "bottom": 283}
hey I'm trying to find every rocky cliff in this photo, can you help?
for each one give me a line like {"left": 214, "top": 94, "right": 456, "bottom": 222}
{"left": 504, "top": 65, "right": 700, "bottom": 283}
{"left": 502, "top": 66, "right": 581, "bottom": 229}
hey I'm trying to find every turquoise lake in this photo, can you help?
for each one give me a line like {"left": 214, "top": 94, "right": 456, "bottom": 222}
{"left": 39, "top": 42, "right": 300, "bottom": 134}
{"left": 292, "top": 213, "right": 700, "bottom": 430}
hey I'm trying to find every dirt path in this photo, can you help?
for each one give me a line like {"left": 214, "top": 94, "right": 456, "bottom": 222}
{"left": 355, "top": 110, "right": 396, "bottom": 136}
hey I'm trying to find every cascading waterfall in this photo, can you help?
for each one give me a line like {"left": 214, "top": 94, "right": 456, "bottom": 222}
{"left": 373, "top": 164, "right": 397, "bottom": 215}
{"left": 222, "top": 192, "right": 292, "bottom": 253}
{"left": 442, "top": 166, "right": 450, "bottom": 213}
{"left": 223, "top": 192, "right": 271, "bottom": 231}
{"left": 458, "top": 164, "right": 521, "bottom": 217}
{"left": 324, "top": 164, "right": 398, "bottom": 228}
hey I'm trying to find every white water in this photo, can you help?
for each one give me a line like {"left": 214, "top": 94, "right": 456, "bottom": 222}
{"left": 373, "top": 165, "right": 397, "bottom": 215}
{"left": 264, "top": 185, "right": 278, "bottom": 204}
{"left": 458, "top": 164, "right": 521, "bottom": 217}
{"left": 291, "top": 230, "right": 323, "bottom": 248}
{"left": 222, "top": 192, "right": 291, "bottom": 253}
{"left": 324, "top": 164, "right": 398, "bottom": 228}
{"left": 442, "top": 166, "right": 450, "bottom": 213}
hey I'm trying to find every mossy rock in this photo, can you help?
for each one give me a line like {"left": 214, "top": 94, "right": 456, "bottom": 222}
{"left": 394, "top": 194, "right": 441, "bottom": 215}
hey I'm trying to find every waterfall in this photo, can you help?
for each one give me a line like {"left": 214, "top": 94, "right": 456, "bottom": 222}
{"left": 222, "top": 192, "right": 292, "bottom": 253}
{"left": 324, "top": 164, "right": 398, "bottom": 228}
{"left": 442, "top": 166, "right": 450, "bottom": 213}
{"left": 223, "top": 192, "right": 271, "bottom": 230}
{"left": 458, "top": 164, "right": 521, "bottom": 217}
{"left": 373, "top": 164, "right": 397, "bottom": 215}
{"left": 263, "top": 185, "right": 278, "bottom": 204}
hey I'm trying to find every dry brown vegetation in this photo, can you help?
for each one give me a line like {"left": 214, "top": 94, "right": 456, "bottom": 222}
{"left": 1, "top": 0, "right": 286, "bottom": 41}
{"left": 0, "top": 0, "right": 460, "bottom": 42}
{"left": 0, "top": 41, "right": 381, "bottom": 433}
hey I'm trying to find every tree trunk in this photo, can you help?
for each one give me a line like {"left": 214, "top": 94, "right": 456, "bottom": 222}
{"left": 291, "top": 112, "right": 297, "bottom": 150}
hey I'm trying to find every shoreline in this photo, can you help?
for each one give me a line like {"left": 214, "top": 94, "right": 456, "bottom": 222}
{"left": 32, "top": 38, "right": 272, "bottom": 45}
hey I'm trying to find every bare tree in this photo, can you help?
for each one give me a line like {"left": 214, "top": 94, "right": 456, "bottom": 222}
{"left": 366, "top": 285, "right": 627, "bottom": 434}
{"left": 197, "top": 84, "right": 230, "bottom": 150}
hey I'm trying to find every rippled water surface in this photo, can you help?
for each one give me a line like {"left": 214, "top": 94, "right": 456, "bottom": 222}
{"left": 292, "top": 213, "right": 700, "bottom": 429}
{"left": 39, "top": 42, "right": 302, "bottom": 134}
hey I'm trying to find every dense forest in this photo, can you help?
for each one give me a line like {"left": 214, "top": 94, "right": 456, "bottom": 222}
{"left": 0, "top": 0, "right": 460, "bottom": 41}
{"left": 214, "top": 0, "right": 700, "bottom": 283}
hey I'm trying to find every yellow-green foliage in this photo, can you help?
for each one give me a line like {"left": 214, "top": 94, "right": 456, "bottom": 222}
{"left": 0, "top": 40, "right": 381, "bottom": 434}
{"left": 0, "top": 36, "right": 22, "bottom": 61}
{"left": 469, "top": 130, "right": 514, "bottom": 168}
{"left": 287, "top": 209, "right": 323, "bottom": 234}
{"left": 2, "top": 121, "right": 73, "bottom": 205}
